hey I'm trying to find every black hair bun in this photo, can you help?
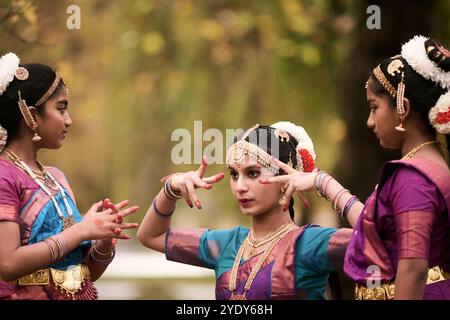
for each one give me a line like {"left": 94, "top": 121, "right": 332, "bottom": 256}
{"left": 425, "top": 39, "right": 450, "bottom": 72}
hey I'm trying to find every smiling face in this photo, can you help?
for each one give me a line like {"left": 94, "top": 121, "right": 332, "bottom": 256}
{"left": 366, "top": 79, "right": 403, "bottom": 149}
{"left": 35, "top": 86, "right": 72, "bottom": 149}
{"left": 228, "top": 156, "right": 283, "bottom": 217}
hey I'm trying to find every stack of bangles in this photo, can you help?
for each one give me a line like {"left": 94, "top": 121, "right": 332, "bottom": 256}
{"left": 44, "top": 234, "right": 69, "bottom": 263}
{"left": 89, "top": 241, "right": 116, "bottom": 266}
{"left": 313, "top": 171, "right": 359, "bottom": 220}
{"left": 163, "top": 174, "right": 183, "bottom": 200}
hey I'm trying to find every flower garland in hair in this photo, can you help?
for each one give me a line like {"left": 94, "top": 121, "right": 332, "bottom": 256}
{"left": 0, "top": 125, "right": 7, "bottom": 153}
{"left": 429, "top": 91, "right": 450, "bottom": 134}
{"left": 0, "top": 52, "right": 20, "bottom": 95}
{"left": 401, "top": 35, "right": 450, "bottom": 90}
{"left": 271, "top": 121, "right": 316, "bottom": 172}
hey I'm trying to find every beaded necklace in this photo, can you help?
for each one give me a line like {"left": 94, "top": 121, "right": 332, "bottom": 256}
{"left": 3, "top": 148, "right": 75, "bottom": 230}
{"left": 228, "top": 222, "right": 296, "bottom": 300}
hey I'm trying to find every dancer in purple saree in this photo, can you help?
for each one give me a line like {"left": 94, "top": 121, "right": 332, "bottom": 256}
{"left": 261, "top": 35, "right": 450, "bottom": 299}
{"left": 138, "top": 123, "right": 351, "bottom": 300}
{"left": 0, "top": 53, "right": 139, "bottom": 300}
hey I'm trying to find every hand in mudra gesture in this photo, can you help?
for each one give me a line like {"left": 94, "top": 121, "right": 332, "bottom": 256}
{"left": 170, "top": 156, "right": 225, "bottom": 209}
{"left": 260, "top": 157, "right": 319, "bottom": 210}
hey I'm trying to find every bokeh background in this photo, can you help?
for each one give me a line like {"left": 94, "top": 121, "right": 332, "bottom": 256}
{"left": 1, "top": 0, "right": 449, "bottom": 299}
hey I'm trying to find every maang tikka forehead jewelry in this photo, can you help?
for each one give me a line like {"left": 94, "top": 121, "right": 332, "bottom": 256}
{"left": 226, "top": 124, "right": 282, "bottom": 174}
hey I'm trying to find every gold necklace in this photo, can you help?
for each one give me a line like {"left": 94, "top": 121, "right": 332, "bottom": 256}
{"left": 402, "top": 141, "right": 435, "bottom": 159}
{"left": 229, "top": 222, "right": 296, "bottom": 300}
{"left": 246, "top": 222, "right": 295, "bottom": 257}
{"left": 2, "top": 148, "right": 75, "bottom": 230}
{"left": 3, "top": 149, "right": 58, "bottom": 191}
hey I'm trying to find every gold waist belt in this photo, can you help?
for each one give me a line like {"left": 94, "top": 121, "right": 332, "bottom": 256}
{"left": 355, "top": 265, "right": 450, "bottom": 300}
{"left": 7, "top": 264, "right": 91, "bottom": 295}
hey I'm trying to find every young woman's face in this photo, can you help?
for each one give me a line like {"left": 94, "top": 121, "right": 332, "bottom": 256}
{"left": 366, "top": 80, "right": 402, "bottom": 149}
{"left": 228, "top": 157, "right": 283, "bottom": 217}
{"left": 35, "top": 86, "right": 72, "bottom": 149}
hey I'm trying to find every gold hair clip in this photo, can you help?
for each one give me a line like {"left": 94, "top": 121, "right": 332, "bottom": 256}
{"left": 387, "top": 59, "right": 404, "bottom": 76}
{"left": 15, "top": 67, "right": 29, "bottom": 81}
{"left": 373, "top": 65, "right": 397, "bottom": 98}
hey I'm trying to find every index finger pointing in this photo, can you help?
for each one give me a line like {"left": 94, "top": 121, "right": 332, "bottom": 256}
{"left": 272, "top": 157, "right": 297, "bottom": 174}
{"left": 261, "top": 175, "right": 290, "bottom": 184}
{"left": 197, "top": 156, "right": 208, "bottom": 178}
{"left": 202, "top": 172, "right": 225, "bottom": 184}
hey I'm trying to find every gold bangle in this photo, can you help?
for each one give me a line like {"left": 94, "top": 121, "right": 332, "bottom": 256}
{"left": 93, "top": 241, "right": 114, "bottom": 256}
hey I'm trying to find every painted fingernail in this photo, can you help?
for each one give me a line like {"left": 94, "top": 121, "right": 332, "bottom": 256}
{"left": 259, "top": 179, "right": 269, "bottom": 184}
{"left": 186, "top": 199, "right": 193, "bottom": 208}
{"left": 204, "top": 184, "right": 212, "bottom": 189}
{"left": 216, "top": 173, "right": 225, "bottom": 180}
{"left": 111, "top": 239, "right": 117, "bottom": 246}
{"left": 195, "top": 201, "right": 202, "bottom": 209}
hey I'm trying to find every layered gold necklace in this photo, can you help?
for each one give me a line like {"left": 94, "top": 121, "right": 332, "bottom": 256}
{"left": 402, "top": 141, "right": 435, "bottom": 159}
{"left": 229, "top": 222, "right": 296, "bottom": 300}
{"left": 2, "top": 148, "right": 75, "bottom": 230}
{"left": 245, "top": 222, "right": 296, "bottom": 257}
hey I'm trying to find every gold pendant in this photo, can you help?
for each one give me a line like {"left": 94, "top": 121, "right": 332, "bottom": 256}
{"left": 62, "top": 216, "right": 76, "bottom": 230}
{"left": 230, "top": 292, "right": 246, "bottom": 300}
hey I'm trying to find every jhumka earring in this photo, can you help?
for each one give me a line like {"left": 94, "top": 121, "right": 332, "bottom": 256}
{"left": 395, "top": 73, "right": 406, "bottom": 132}
{"left": 279, "top": 183, "right": 288, "bottom": 204}
{"left": 32, "top": 131, "right": 42, "bottom": 142}
{"left": 17, "top": 91, "right": 42, "bottom": 142}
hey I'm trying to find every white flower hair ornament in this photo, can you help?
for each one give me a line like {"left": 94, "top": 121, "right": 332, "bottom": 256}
{"left": 429, "top": 91, "right": 450, "bottom": 134}
{"left": 0, "top": 125, "right": 7, "bottom": 153}
{"left": 271, "top": 121, "right": 316, "bottom": 172}
{"left": 401, "top": 35, "right": 450, "bottom": 90}
{"left": 401, "top": 35, "right": 450, "bottom": 134}
{"left": 0, "top": 52, "right": 29, "bottom": 96}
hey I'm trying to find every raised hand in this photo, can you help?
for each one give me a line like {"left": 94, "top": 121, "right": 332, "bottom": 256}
{"left": 170, "top": 156, "right": 225, "bottom": 209}
{"left": 259, "top": 157, "right": 317, "bottom": 210}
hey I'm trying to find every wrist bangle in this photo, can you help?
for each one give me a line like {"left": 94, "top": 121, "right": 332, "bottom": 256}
{"left": 152, "top": 198, "right": 174, "bottom": 218}
{"left": 314, "top": 171, "right": 327, "bottom": 197}
{"left": 332, "top": 188, "right": 350, "bottom": 213}
{"left": 93, "top": 240, "right": 114, "bottom": 256}
{"left": 164, "top": 176, "right": 183, "bottom": 200}
{"left": 90, "top": 247, "right": 116, "bottom": 265}
{"left": 322, "top": 175, "right": 333, "bottom": 200}
{"left": 342, "top": 195, "right": 359, "bottom": 220}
